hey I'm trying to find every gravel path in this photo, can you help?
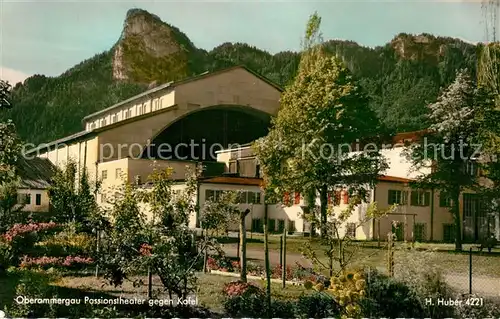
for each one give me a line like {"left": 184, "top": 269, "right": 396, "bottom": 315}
{"left": 221, "top": 244, "right": 500, "bottom": 298}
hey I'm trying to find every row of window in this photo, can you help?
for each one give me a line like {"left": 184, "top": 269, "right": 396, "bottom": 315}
{"left": 390, "top": 223, "right": 427, "bottom": 242}
{"left": 205, "top": 189, "right": 262, "bottom": 204}
{"left": 388, "top": 190, "right": 452, "bottom": 207}
{"left": 101, "top": 168, "right": 122, "bottom": 180}
{"left": 251, "top": 219, "right": 296, "bottom": 233}
{"left": 89, "top": 98, "right": 165, "bottom": 130}
{"left": 283, "top": 191, "right": 350, "bottom": 206}
{"left": 17, "top": 193, "right": 42, "bottom": 206}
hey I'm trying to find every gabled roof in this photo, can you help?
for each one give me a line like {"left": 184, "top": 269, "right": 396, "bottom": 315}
{"left": 82, "top": 65, "right": 283, "bottom": 122}
{"left": 16, "top": 157, "right": 57, "bottom": 189}
{"left": 378, "top": 175, "right": 413, "bottom": 184}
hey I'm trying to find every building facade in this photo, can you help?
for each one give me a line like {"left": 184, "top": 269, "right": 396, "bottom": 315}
{"left": 24, "top": 65, "right": 499, "bottom": 242}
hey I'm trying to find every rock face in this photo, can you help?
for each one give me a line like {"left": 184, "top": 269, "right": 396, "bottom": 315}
{"left": 112, "top": 8, "right": 202, "bottom": 83}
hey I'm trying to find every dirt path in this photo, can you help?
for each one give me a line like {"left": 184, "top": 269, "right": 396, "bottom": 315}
{"left": 221, "top": 244, "right": 500, "bottom": 298}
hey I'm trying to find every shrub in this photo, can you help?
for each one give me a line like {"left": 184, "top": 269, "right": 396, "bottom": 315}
{"left": 454, "top": 295, "right": 500, "bottom": 318}
{"left": 271, "top": 264, "right": 293, "bottom": 280}
{"left": 394, "top": 250, "right": 456, "bottom": 318}
{"left": 19, "top": 255, "right": 93, "bottom": 270}
{"left": 0, "top": 239, "right": 13, "bottom": 273}
{"left": 3, "top": 222, "right": 59, "bottom": 242}
{"left": 222, "top": 280, "right": 266, "bottom": 317}
{"left": 360, "top": 268, "right": 425, "bottom": 318}
{"left": 35, "top": 230, "right": 95, "bottom": 257}
{"left": 295, "top": 292, "right": 341, "bottom": 318}
{"left": 269, "top": 299, "right": 297, "bottom": 318}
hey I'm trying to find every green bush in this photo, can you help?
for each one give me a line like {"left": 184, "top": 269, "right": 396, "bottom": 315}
{"left": 295, "top": 292, "right": 341, "bottom": 318}
{"left": 360, "top": 269, "right": 425, "bottom": 318}
{"left": 454, "top": 295, "right": 500, "bottom": 318}
{"left": 222, "top": 281, "right": 267, "bottom": 317}
{"left": 269, "top": 299, "right": 297, "bottom": 318}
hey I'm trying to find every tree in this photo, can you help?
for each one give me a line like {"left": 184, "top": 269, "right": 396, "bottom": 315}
{"left": 405, "top": 70, "right": 490, "bottom": 251}
{"left": 302, "top": 199, "right": 396, "bottom": 276}
{"left": 254, "top": 12, "right": 387, "bottom": 236}
{"left": 0, "top": 80, "right": 12, "bottom": 110}
{"left": 48, "top": 160, "right": 99, "bottom": 229}
{"left": 200, "top": 189, "right": 252, "bottom": 282}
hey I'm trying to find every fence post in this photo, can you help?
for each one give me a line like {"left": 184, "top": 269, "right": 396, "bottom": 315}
{"left": 387, "top": 232, "right": 394, "bottom": 277}
{"left": 237, "top": 231, "right": 240, "bottom": 260}
{"left": 282, "top": 227, "right": 287, "bottom": 288}
{"left": 279, "top": 235, "right": 283, "bottom": 266}
{"left": 469, "top": 247, "right": 473, "bottom": 294}
{"left": 147, "top": 267, "right": 152, "bottom": 299}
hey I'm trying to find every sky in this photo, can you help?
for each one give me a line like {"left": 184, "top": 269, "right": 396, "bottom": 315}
{"left": 0, "top": 0, "right": 496, "bottom": 85}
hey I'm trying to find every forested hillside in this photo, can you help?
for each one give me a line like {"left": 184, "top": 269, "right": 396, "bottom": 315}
{"left": 1, "top": 8, "right": 480, "bottom": 145}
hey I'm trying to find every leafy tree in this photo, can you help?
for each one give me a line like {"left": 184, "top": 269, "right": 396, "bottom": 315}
{"left": 199, "top": 189, "right": 252, "bottom": 282}
{"left": 48, "top": 160, "right": 99, "bottom": 230}
{"left": 254, "top": 12, "right": 387, "bottom": 236}
{"left": 405, "top": 70, "right": 491, "bottom": 250}
{"left": 303, "top": 200, "right": 396, "bottom": 275}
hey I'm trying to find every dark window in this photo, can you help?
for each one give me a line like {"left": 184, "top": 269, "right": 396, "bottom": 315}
{"left": 268, "top": 219, "right": 276, "bottom": 232}
{"left": 443, "top": 224, "right": 456, "bottom": 243}
{"left": 388, "top": 190, "right": 407, "bottom": 205}
{"left": 288, "top": 220, "right": 296, "bottom": 233}
{"left": 414, "top": 223, "right": 426, "bottom": 242}
{"left": 18, "top": 193, "right": 31, "bottom": 205}
{"left": 35, "top": 194, "right": 41, "bottom": 206}
{"left": 278, "top": 219, "right": 285, "bottom": 233}
{"left": 439, "top": 193, "right": 452, "bottom": 207}
{"left": 252, "top": 219, "right": 263, "bottom": 233}
{"left": 255, "top": 164, "right": 260, "bottom": 178}
{"left": 410, "top": 190, "right": 430, "bottom": 206}
{"left": 392, "top": 223, "right": 405, "bottom": 241}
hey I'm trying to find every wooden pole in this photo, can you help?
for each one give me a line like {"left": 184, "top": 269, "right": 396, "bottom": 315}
{"left": 282, "top": 225, "right": 287, "bottom": 288}
{"left": 263, "top": 204, "right": 271, "bottom": 317}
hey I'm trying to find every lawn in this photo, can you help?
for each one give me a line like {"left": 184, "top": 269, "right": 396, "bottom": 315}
{"left": 219, "top": 233, "right": 500, "bottom": 278}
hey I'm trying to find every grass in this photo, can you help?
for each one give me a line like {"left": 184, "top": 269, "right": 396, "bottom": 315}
{"left": 219, "top": 234, "right": 500, "bottom": 277}
{"left": 53, "top": 273, "right": 310, "bottom": 313}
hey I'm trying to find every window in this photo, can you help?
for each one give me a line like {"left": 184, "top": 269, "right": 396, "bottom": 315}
{"left": 153, "top": 99, "right": 159, "bottom": 111}
{"left": 346, "top": 223, "right": 356, "bottom": 238}
{"left": 239, "top": 191, "right": 247, "bottom": 203}
{"left": 205, "top": 189, "right": 214, "bottom": 200}
{"left": 288, "top": 220, "right": 296, "bottom": 233}
{"left": 439, "top": 193, "right": 452, "bottom": 207}
{"left": 229, "top": 161, "right": 238, "bottom": 174}
{"left": 90, "top": 123, "right": 96, "bottom": 130}
{"left": 255, "top": 164, "right": 260, "bottom": 178}
{"left": 112, "top": 114, "right": 118, "bottom": 123}
{"left": 443, "top": 224, "right": 456, "bottom": 243}
{"left": 142, "top": 103, "right": 147, "bottom": 114}
{"left": 35, "top": 194, "right": 41, "bottom": 206}
{"left": 294, "top": 192, "right": 301, "bottom": 205}
{"left": 278, "top": 219, "right": 285, "bottom": 233}
{"left": 18, "top": 193, "right": 31, "bottom": 205}
{"left": 342, "top": 191, "right": 349, "bottom": 204}
{"left": 125, "top": 109, "right": 131, "bottom": 119}
{"left": 388, "top": 190, "right": 408, "bottom": 205}
{"left": 115, "top": 168, "right": 122, "bottom": 179}
{"left": 334, "top": 191, "right": 341, "bottom": 206}
{"left": 414, "top": 223, "right": 426, "bottom": 242}
{"left": 392, "top": 223, "right": 405, "bottom": 241}
{"left": 100, "top": 119, "right": 106, "bottom": 127}
{"left": 268, "top": 219, "right": 276, "bottom": 232}
{"left": 410, "top": 190, "right": 430, "bottom": 206}
{"left": 250, "top": 192, "right": 261, "bottom": 204}
{"left": 283, "top": 192, "right": 290, "bottom": 206}
{"left": 252, "top": 219, "right": 263, "bottom": 233}
{"left": 101, "top": 193, "right": 107, "bottom": 203}
{"left": 101, "top": 170, "right": 108, "bottom": 180}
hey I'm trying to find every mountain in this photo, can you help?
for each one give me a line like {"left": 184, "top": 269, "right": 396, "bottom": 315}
{"left": 1, "top": 8, "right": 480, "bottom": 145}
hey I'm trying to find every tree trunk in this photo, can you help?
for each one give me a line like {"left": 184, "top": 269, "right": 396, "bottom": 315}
{"left": 452, "top": 192, "right": 463, "bottom": 251}
{"left": 319, "top": 185, "right": 328, "bottom": 238}
{"left": 263, "top": 204, "right": 271, "bottom": 316}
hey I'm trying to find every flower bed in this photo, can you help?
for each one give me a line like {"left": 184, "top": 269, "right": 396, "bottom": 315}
{"left": 207, "top": 255, "right": 326, "bottom": 283}
{"left": 2, "top": 222, "right": 59, "bottom": 242}
{"left": 20, "top": 255, "right": 94, "bottom": 270}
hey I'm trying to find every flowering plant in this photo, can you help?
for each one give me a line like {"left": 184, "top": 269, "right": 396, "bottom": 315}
{"left": 223, "top": 280, "right": 263, "bottom": 297}
{"left": 19, "top": 255, "right": 93, "bottom": 269}
{"left": 3, "top": 222, "right": 59, "bottom": 242}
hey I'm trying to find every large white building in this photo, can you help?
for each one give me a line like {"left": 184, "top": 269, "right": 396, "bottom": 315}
{"left": 24, "top": 66, "right": 499, "bottom": 242}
